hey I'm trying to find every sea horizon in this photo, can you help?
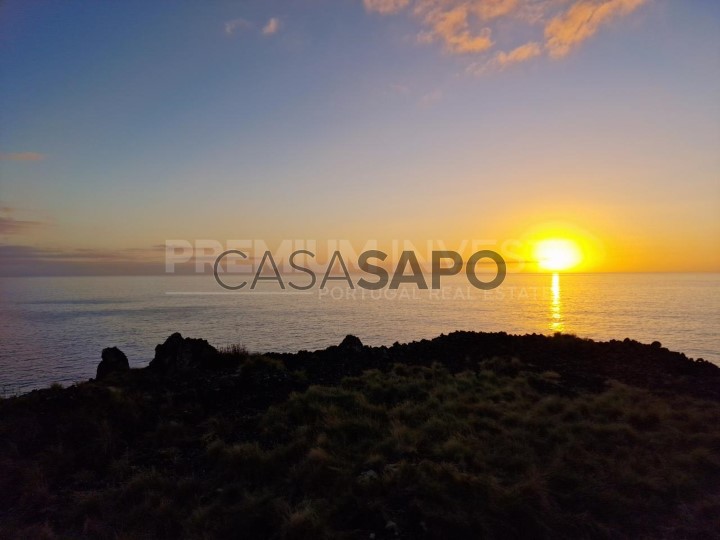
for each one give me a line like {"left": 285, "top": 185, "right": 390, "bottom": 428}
{"left": 2, "top": 272, "right": 718, "bottom": 394}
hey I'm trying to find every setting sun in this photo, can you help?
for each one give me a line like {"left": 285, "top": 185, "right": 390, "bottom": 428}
{"left": 534, "top": 239, "right": 582, "bottom": 271}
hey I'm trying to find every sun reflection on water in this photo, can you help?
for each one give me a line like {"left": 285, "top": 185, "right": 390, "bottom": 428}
{"left": 550, "top": 272, "right": 563, "bottom": 333}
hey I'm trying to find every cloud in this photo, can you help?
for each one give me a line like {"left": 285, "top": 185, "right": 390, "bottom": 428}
{"left": 389, "top": 82, "right": 411, "bottom": 94}
{"left": 262, "top": 17, "right": 280, "bottom": 36}
{"left": 416, "top": 3, "right": 494, "bottom": 53}
{"left": 224, "top": 18, "right": 251, "bottom": 35}
{"left": 0, "top": 217, "right": 42, "bottom": 235}
{"left": 0, "top": 152, "right": 45, "bottom": 161}
{"left": 366, "top": 0, "right": 496, "bottom": 53}
{"left": 471, "top": 0, "right": 520, "bottom": 21}
{"left": 0, "top": 205, "right": 43, "bottom": 235}
{"left": 364, "top": 0, "right": 411, "bottom": 14}
{"left": 362, "top": 0, "right": 648, "bottom": 71}
{"left": 0, "top": 244, "right": 169, "bottom": 276}
{"left": 0, "top": 243, "right": 254, "bottom": 276}
{"left": 496, "top": 41, "right": 542, "bottom": 66}
{"left": 545, "top": 0, "right": 647, "bottom": 58}
{"left": 419, "top": 89, "right": 443, "bottom": 107}
{"left": 225, "top": 16, "right": 280, "bottom": 38}
{"left": 468, "top": 41, "right": 542, "bottom": 74}
{"left": 0, "top": 245, "right": 164, "bottom": 261}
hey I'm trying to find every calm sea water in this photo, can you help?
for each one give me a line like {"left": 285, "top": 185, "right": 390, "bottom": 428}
{"left": 0, "top": 273, "right": 718, "bottom": 393}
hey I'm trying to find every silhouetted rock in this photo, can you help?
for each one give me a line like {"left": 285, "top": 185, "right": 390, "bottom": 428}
{"left": 96, "top": 347, "right": 129, "bottom": 380}
{"left": 268, "top": 331, "right": 720, "bottom": 401}
{"left": 339, "top": 334, "right": 363, "bottom": 352}
{"left": 149, "top": 332, "right": 220, "bottom": 373}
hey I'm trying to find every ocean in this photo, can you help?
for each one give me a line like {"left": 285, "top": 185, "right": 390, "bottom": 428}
{"left": 1, "top": 273, "right": 718, "bottom": 394}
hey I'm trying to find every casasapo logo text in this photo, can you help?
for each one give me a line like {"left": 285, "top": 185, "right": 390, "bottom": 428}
{"left": 165, "top": 240, "right": 508, "bottom": 292}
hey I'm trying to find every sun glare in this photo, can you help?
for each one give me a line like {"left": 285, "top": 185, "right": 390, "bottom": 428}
{"left": 534, "top": 239, "right": 582, "bottom": 271}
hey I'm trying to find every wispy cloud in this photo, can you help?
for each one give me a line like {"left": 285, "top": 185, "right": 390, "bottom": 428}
{"left": 416, "top": 3, "right": 494, "bottom": 54}
{"left": 0, "top": 152, "right": 45, "bottom": 161}
{"left": 496, "top": 41, "right": 542, "bottom": 66}
{"left": 389, "top": 82, "right": 411, "bottom": 95}
{"left": 224, "top": 17, "right": 251, "bottom": 36}
{"left": 545, "top": 0, "right": 646, "bottom": 58}
{"left": 418, "top": 89, "right": 443, "bottom": 108}
{"left": 262, "top": 17, "right": 281, "bottom": 36}
{"left": 0, "top": 244, "right": 168, "bottom": 276}
{"left": 363, "top": 0, "right": 410, "bottom": 15}
{"left": 467, "top": 41, "right": 542, "bottom": 74}
{"left": 0, "top": 205, "right": 44, "bottom": 236}
{"left": 0, "top": 217, "right": 42, "bottom": 235}
{"left": 225, "top": 16, "right": 281, "bottom": 38}
{"left": 363, "top": 0, "right": 648, "bottom": 72}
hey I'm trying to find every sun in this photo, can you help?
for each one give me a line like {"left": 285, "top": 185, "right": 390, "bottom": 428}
{"left": 534, "top": 238, "right": 582, "bottom": 271}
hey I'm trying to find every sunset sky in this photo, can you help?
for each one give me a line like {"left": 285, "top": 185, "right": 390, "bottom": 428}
{"left": 1, "top": 0, "right": 719, "bottom": 275}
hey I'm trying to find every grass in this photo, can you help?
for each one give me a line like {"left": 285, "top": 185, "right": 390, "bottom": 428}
{"left": 0, "top": 333, "right": 719, "bottom": 538}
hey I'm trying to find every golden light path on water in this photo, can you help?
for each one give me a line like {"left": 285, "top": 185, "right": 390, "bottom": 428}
{"left": 550, "top": 272, "right": 563, "bottom": 333}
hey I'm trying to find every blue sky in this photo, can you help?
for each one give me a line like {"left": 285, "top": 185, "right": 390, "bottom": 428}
{"left": 1, "top": 0, "right": 719, "bottom": 274}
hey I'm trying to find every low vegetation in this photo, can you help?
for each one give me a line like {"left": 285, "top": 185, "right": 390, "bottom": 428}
{"left": 1, "top": 332, "right": 719, "bottom": 539}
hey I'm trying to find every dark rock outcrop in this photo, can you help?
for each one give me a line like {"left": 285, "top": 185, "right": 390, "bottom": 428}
{"left": 270, "top": 331, "right": 720, "bottom": 400}
{"left": 149, "top": 332, "right": 220, "bottom": 373}
{"left": 339, "top": 334, "right": 363, "bottom": 353}
{"left": 96, "top": 347, "right": 129, "bottom": 380}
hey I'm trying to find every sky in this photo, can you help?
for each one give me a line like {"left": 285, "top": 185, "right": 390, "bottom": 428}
{"left": 0, "top": 0, "right": 719, "bottom": 275}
